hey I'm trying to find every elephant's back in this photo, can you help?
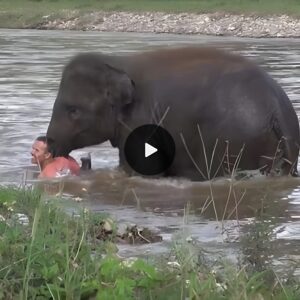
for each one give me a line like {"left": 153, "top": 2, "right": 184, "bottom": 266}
{"left": 125, "top": 47, "right": 255, "bottom": 81}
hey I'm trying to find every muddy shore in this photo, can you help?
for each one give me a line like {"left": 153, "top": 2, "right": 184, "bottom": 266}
{"left": 32, "top": 10, "right": 300, "bottom": 38}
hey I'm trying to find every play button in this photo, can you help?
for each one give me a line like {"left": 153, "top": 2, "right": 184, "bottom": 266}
{"left": 124, "top": 124, "right": 176, "bottom": 176}
{"left": 145, "top": 143, "right": 157, "bottom": 158}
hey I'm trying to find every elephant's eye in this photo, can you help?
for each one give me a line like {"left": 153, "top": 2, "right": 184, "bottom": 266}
{"left": 67, "top": 105, "right": 80, "bottom": 118}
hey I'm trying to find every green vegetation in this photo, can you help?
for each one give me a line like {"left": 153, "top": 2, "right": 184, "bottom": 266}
{"left": 1, "top": 0, "right": 300, "bottom": 14}
{"left": 0, "top": 0, "right": 300, "bottom": 28}
{"left": 0, "top": 186, "right": 299, "bottom": 299}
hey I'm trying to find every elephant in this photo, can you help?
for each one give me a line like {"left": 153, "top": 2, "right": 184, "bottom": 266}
{"left": 46, "top": 47, "right": 300, "bottom": 181}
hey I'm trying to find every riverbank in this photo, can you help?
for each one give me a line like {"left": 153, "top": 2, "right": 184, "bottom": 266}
{"left": 37, "top": 11, "right": 300, "bottom": 38}
{"left": 1, "top": 0, "right": 300, "bottom": 38}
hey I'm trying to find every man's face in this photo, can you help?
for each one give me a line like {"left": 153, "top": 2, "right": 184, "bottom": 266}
{"left": 31, "top": 140, "right": 51, "bottom": 165}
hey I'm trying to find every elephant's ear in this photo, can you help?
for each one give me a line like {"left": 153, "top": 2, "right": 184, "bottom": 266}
{"left": 105, "top": 64, "right": 135, "bottom": 108}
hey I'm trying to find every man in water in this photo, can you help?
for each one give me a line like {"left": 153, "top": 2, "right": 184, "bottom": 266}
{"left": 31, "top": 136, "right": 80, "bottom": 178}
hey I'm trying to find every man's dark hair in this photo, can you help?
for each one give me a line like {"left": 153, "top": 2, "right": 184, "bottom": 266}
{"left": 35, "top": 136, "right": 48, "bottom": 143}
{"left": 35, "top": 136, "right": 55, "bottom": 155}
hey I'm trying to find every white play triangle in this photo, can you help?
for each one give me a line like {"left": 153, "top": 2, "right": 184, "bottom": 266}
{"left": 145, "top": 142, "right": 157, "bottom": 158}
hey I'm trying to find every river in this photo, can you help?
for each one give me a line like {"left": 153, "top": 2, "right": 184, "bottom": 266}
{"left": 0, "top": 29, "right": 300, "bottom": 271}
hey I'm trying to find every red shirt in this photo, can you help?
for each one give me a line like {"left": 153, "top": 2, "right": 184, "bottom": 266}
{"left": 39, "top": 156, "right": 80, "bottom": 178}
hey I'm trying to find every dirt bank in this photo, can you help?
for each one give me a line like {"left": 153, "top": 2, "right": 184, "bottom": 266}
{"left": 32, "top": 10, "right": 300, "bottom": 38}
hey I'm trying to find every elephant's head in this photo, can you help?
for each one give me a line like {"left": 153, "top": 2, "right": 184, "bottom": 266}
{"left": 46, "top": 53, "right": 135, "bottom": 157}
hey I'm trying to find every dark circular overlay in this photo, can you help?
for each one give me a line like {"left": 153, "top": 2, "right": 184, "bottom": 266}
{"left": 124, "top": 124, "right": 176, "bottom": 176}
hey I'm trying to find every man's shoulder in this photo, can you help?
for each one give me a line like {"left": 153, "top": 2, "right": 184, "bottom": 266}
{"left": 40, "top": 156, "right": 80, "bottom": 178}
{"left": 39, "top": 162, "right": 59, "bottom": 178}
{"left": 57, "top": 156, "right": 80, "bottom": 175}
{"left": 53, "top": 156, "right": 79, "bottom": 166}
{"left": 53, "top": 157, "right": 69, "bottom": 164}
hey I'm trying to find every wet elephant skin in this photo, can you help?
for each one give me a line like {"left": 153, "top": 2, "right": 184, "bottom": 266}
{"left": 46, "top": 47, "right": 300, "bottom": 181}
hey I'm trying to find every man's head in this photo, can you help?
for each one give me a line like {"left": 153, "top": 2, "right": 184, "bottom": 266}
{"left": 31, "top": 136, "right": 53, "bottom": 167}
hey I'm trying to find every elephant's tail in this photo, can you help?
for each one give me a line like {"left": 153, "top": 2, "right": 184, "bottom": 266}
{"left": 272, "top": 115, "right": 299, "bottom": 176}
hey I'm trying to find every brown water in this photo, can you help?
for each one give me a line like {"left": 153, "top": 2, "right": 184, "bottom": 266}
{"left": 0, "top": 29, "right": 300, "bottom": 271}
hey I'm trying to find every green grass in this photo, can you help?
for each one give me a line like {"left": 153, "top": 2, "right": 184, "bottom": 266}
{"left": 0, "top": 186, "right": 299, "bottom": 299}
{"left": 1, "top": 0, "right": 300, "bottom": 14}
{"left": 0, "top": 0, "right": 300, "bottom": 28}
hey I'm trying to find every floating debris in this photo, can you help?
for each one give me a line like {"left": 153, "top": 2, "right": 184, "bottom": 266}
{"left": 117, "top": 224, "right": 163, "bottom": 245}
{"left": 90, "top": 218, "right": 162, "bottom": 245}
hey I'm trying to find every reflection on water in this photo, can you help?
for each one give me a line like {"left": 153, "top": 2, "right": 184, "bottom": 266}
{"left": 0, "top": 29, "right": 300, "bottom": 268}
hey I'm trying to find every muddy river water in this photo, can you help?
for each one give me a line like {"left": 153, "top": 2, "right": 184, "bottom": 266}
{"left": 0, "top": 29, "right": 300, "bottom": 270}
